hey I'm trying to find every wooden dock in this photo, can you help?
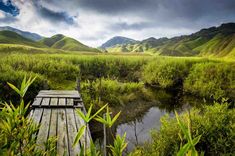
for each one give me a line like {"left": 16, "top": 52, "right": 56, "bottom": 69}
{"left": 29, "top": 90, "right": 91, "bottom": 156}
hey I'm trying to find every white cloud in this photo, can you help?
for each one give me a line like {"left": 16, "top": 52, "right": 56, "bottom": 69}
{"left": 1, "top": 0, "right": 234, "bottom": 47}
{"left": 0, "top": 11, "right": 5, "bottom": 18}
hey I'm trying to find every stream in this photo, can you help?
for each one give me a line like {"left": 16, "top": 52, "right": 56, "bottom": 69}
{"left": 90, "top": 88, "right": 209, "bottom": 153}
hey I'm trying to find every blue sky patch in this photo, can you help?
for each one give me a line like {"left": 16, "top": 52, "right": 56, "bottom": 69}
{"left": 0, "top": 0, "right": 19, "bottom": 16}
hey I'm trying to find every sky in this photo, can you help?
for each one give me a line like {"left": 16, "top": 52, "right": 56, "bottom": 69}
{"left": 0, "top": 0, "right": 235, "bottom": 47}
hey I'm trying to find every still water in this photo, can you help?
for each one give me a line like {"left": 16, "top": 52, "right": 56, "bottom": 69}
{"left": 91, "top": 88, "right": 208, "bottom": 153}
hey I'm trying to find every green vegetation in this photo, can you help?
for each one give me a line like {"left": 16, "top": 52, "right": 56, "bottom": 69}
{"left": 0, "top": 52, "right": 234, "bottom": 103}
{"left": 142, "top": 57, "right": 235, "bottom": 100}
{"left": 184, "top": 62, "right": 235, "bottom": 100}
{"left": 106, "top": 23, "right": 235, "bottom": 57}
{"left": 81, "top": 79, "right": 152, "bottom": 108}
{"left": 74, "top": 103, "right": 127, "bottom": 156}
{"left": 0, "top": 26, "right": 235, "bottom": 155}
{"left": 0, "top": 76, "right": 56, "bottom": 155}
{"left": 39, "top": 34, "right": 100, "bottom": 52}
{"left": 0, "top": 30, "right": 100, "bottom": 53}
{"left": 0, "top": 31, "right": 46, "bottom": 48}
{"left": 131, "top": 102, "right": 235, "bottom": 156}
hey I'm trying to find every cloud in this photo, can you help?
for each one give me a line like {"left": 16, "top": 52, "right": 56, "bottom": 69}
{"left": 29, "top": 0, "right": 77, "bottom": 25}
{"left": 36, "top": 5, "right": 76, "bottom": 25}
{"left": 0, "top": 0, "right": 19, "bottom": 16}
{"left": 0, "top": 10, "right": 18, "bottom": 23}
{"left": 0, "top": 0, "right": 235, "bottom": 47}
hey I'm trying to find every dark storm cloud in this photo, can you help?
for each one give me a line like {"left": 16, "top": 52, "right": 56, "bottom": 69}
{"left": 78, "top": 0, "right": 235, "bottom": 17}
{"left": 32, "top": 0, "right": 76, "bottom": 25}
{"left": 37, "top": 6, "right": 75, "bottom": 25}
{"left": 0, "top": 0, "right": 19, "bottom": 16}
{"left": 78, "top": 0, "right": 235, "bottom": 28}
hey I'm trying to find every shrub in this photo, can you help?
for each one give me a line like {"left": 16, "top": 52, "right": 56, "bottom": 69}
{"left": 142, "top": 59, "right": 189, "bottom": 88}
{"left": 131, "top": 103, "right": 235, "bottom": 156}
{"left": 81, "top": 79, "right": 151, "bottom": 108}
{"left": 0, "top": 70, "right": 49, "bottom": 104}
{"left": 184, "top": 62, "right": 235, "bottom": 100}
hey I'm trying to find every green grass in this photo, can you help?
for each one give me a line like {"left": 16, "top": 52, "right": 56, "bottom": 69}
{"left": 0, "top": 31, "right": 46, "bottom": 48}
{"left": 39, "top": 34, "right": 100, "bottom": 52}
{"left": 131, "top": 102, "right": 235, "bottom": 156}
{"left": 106, "top": 23, "right": 235, "bottom": 57}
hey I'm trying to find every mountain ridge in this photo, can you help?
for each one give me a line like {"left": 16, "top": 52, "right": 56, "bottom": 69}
{"left": 100, "top": 36, "right": 138, "bottom": 49}
{"left": 0, "top": 26, "right": 43, "bottom": 41}
{"left": 39, "top": 34, "right": 100, "bottom": 52}
{"left": 0, "top": 30, "right": 100, "bottom": 52}
{"left": 104, "top": 23, "right": 235, "bottom": 57}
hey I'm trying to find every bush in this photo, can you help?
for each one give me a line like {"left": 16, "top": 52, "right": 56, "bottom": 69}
{"left": 81, "top": 78, "right": 151, "bottom": 108}
{"left": 131, "top": 103, "right": 235, "bottom": 156}
{"left": 142, "top": 59, "right": 189, "bottom": 88}
{"left": 0, "top": 70, "right": 49, "bottom": 104}
{"left": 184, "top": 62, "right": 235, "bottom": 100}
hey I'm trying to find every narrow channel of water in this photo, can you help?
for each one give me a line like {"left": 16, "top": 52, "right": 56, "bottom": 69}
{"left": 91, "top": 88, "right": 209, "bottom": 153}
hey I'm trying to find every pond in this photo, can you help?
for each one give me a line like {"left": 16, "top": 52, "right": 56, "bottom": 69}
{"left": 90, "top": 88, "right": 209, "bottom": 153}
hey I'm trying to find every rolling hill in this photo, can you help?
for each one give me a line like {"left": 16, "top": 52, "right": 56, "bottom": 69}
{"left": 0, "top": 26, "right": 43, "bottom": 41}
{"left": 105, "top": 23, "right": 235, "bottom": 57}
{"left": 39, "top": 34, "right": 100, "bottom": 52}
{"left": 0, "top": 30, "right": 100, "bottom": 52}
{"left": 0, "top": 30, "right": 46, "bottom": 48}
{"left": 100, "top": 36, "right": 137, "bottom": 49}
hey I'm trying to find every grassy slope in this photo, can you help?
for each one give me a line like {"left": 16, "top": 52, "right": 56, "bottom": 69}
{"left": 107, "top": 23, "right": 235, "bottom": 57}
{"left": 40, "top": 34, "right": 100, "bottom": 52}
{"left": 0, "top": 31, "right": 46, "bottom": 48}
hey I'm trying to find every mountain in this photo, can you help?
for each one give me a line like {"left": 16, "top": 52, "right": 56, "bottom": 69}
{"left": 0, "top": 26, "right": 43, "bottom": 41}
{"left": 0, "top": 30, "right": 100, "bottom": 52}
{"left": 39, "top": 34, "right": 100, "bottom": 52}
{"left": 0, "top": 30, "right": 46, "bottom": 48}
{"left": 100, "top": 36, "right": 137, "bottom": 49}
{"left": 106, "top": 23, "right": 235, "bottom": 57}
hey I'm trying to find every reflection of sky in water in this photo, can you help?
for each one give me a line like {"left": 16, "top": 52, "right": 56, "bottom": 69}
{"left": 117, "top": 107, "right": 168, "bottom": 151}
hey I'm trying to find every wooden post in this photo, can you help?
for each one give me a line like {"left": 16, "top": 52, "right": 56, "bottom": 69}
{"left": 76, "top": 78, "right": 80, "bottom": 92}
{"left": 103, "top": 113, "right": 107, "bottom": 156}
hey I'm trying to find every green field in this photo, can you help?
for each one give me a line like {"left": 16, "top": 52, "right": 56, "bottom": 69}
{"left": 0, "top": 43, "right": 234, "bottom": 155}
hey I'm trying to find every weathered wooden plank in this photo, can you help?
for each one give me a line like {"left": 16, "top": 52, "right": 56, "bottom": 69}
{"left": 57, "top": 109, "right": 69, "bottom": 156}
{"left": 59, "top": 98, "right": 66, "bottom": 106}
{"left": 36, "top": 109, "right": 52, "bottom": 151}
{"left": 37, "top": 90, "right": 80, "bottom": 98}
{"left": 41, "top": 98, "right": 50, "bottom": 106}
{"left": 30, "top": 90, "right": 92, "bottom": 156}
{"left": 66, "top": 108, "right": 80, "bottom": 155}
{"left": 48, "top": 109, "right": 58, "bottom": 140}
{"left": 32, "top": 108, "right": 44, "bottom": 125}
{"left": 67, "top": 98, "right": 74, "bottom": 106}
{"left": 37, "top": 94, "right": 81, "bottom": 98}
{"left": 39, "top": 90, "right": 79, "bottom": 94}
{"left": 32, "top": 98, "right": 42, "bottom": 106}
{"left": 50, "top": 98, "right": 58, "bottom": 106}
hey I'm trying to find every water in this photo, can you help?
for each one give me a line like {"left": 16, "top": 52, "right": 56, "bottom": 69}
{"left": 117, "top": 107, "right": 166, "bottom": 151}
{"left": 91, "top": 88, "right": 208, "bottom": 153}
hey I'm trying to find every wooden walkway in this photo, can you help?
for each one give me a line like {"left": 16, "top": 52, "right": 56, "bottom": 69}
{"left": 29, "top": 90, "right": 91, "bottom": 156}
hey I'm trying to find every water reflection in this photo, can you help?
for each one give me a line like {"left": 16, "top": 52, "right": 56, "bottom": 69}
{"left": 117, "top": 107, "right": 166, "bottom": 151}
{"left": 91, "top": 88, "right": 209, "bottom": 153}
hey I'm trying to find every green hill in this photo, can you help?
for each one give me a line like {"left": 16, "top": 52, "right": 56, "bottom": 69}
{"left": 106, "top": 23, "right": 235, "bottom": 57}
{"left": 40, "top": 34, "right": 100, "bottom": 52}
{"left": 0, "top": 30, "right": 46, "bottom": 48}
{"left": 0, "top": 31, "right": 100, "bottom": 53}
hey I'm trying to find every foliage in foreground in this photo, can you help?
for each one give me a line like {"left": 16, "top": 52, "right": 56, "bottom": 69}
{"left": 131, "top": 102, "right": 235, "bottom": 156}
{"left": 74, "top": 103, "right": 127, "bottom": 156}
{"left": 0, "top": 76, "right": 56, "bottom": 156}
